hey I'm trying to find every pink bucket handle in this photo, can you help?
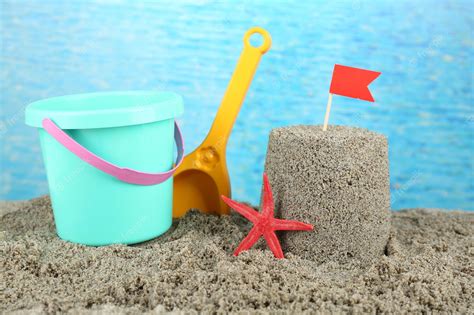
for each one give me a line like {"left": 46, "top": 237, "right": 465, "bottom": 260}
{"left": 42, "top": 118, "right": 184, "bottom": 186}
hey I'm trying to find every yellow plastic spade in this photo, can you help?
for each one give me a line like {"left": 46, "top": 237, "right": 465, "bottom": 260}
{"left": 173, "top": 27, "right": 272, "bottom": 218}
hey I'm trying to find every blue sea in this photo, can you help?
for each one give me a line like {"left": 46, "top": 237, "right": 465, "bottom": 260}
{"left": 1, "top": 1, "right": 473, "bottom": 210}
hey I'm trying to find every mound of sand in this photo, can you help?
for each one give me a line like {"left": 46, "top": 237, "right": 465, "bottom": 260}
{"left": 1, "top": 196, "right": 473, "bottom": 314}
{"left": 265, "top": 125, "right": 391, "bottom": 265}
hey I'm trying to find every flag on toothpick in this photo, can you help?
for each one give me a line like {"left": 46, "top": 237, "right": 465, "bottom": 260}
{"left": 330, "top": 64, "right": 381, "bottom": 102}
{"left": 323, "top": 64, "right": 381, "bottom": 131}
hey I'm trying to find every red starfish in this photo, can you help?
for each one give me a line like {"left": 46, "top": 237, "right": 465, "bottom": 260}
{"left": 221, "top": 173, "right": 313, "bottom": 259}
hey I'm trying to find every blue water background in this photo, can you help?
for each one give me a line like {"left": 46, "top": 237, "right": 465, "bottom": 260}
{"left": 1, "top": 1, "right": 473, "bottom": 210}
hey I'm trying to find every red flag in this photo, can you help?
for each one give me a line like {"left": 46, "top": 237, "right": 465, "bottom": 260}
{"left": 329, "top": 64, "right": 381, "bottom": 102}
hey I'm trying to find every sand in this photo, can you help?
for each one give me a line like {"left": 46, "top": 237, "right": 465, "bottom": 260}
{"left": 1, "top": 196, "right": 473, "bottom": 314}
{"left": 265, "top": 125, "right": 390, "bottom": 265}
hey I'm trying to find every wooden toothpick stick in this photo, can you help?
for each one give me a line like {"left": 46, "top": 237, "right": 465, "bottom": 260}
{"left": 323, "top": 93, "right": 333, "bottom": 131}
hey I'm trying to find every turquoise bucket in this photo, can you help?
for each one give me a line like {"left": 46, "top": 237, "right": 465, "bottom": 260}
{"left": 25, "top": 91, "right": 184, "bottom": 246}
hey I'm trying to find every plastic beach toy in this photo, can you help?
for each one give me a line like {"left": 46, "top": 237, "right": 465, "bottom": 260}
{"left": 173, "top": 26, "right": 272, "bottom": 218}
{"left": 25, "top": 91, "right": 184, "bottom": 246}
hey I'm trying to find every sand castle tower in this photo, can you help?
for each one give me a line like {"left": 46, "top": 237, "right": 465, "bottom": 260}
{"left": 264, "top": 125, "right": 391, "bottom": 265}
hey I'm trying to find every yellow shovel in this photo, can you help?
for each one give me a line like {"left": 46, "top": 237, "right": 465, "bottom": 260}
{"left": 173, "top": 27, "right": 272, "bottom": 218}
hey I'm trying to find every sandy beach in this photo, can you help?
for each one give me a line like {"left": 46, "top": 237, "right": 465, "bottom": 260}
{"left": 1, "top": 196, "right": 473, "bottom": 314}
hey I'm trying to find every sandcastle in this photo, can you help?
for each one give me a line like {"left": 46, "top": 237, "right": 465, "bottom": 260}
{"left": 264, "top": 125, "right": 391, "bottom": 265}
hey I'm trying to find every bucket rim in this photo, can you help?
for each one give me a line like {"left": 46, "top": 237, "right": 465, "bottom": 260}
{"left": 25, "top": 90, "right": 183, "bottom": 129}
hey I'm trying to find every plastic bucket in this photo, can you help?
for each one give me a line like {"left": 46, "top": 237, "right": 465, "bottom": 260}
{"left": 25, "top": 91, "right": 184, "bottom": 246}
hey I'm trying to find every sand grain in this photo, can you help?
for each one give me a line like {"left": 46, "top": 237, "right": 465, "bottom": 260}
{"left": 1, "top": 196, "right": 473, "bottom": 314}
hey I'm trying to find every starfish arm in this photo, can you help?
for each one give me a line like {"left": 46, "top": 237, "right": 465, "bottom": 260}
{"left": 221, "top": 195, "right": 259, "bottom": 223}
{"left": 263, "top": 230, "right": 284, "bottom": 259}
{"left": 261, "top": 173, "right": 275, "bottom": 218}
{"left": 273, "top": 218, "right": 314, "bottom": 231}
{"left": 233, "top": 226, "right": 262, "bottom": 256}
